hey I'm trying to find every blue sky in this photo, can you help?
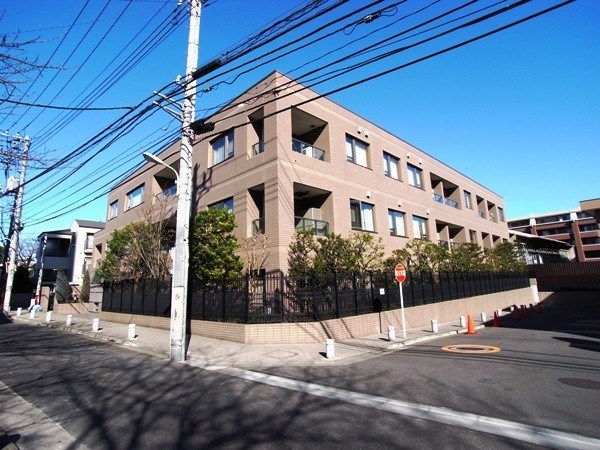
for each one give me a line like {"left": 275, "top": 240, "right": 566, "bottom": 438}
{"left": 1, "top": 0, "right": 598, "bottom": 240}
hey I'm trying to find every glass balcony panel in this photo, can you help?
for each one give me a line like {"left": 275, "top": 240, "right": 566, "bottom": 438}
{"left": 292, "top": 138, "right": 326, "bottom": 161}
{"left": 252, "top": 141, "right": 264, "bottom": 156}
{"left": 252, "top": 218, "right": 265, "bottom": 235}
{"left": 294, "top": 217, "right": 329, "bottom": 236}
{"left": 157, "top": 184, "right": 177, "bottom": 200}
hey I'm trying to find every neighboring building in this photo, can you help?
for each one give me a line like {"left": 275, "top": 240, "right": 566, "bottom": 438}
{"left": 508, "top": 198, "right": 600, "bottom": 263}
{"left": 509, "top": 230, "right": 575, "bottom": 264}
{"left": 34, "top": 220, "right": 105, "bottom": 289}
{"left": 94, "top": 71, "right": 510, "bottom": 273}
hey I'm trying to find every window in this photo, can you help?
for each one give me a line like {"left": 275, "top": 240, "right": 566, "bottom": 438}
{"left": 469, "top": 229, "right": 478, "bottom": 243}
{"left": 407, "top": 164, "right": 423, "bottom": 188}
{"left": 383, "top": 152, "right": 400, "bottom": 179}
{"left": 212, "top": 130, "right": 234, "bottom": 165}
{"left": 126, "top": 185, "right": 144, "bottom": 210}
{"left": 350, "top": 199, "right": 374, "bottom": 231}
{"left": 464, "top": 191, "right": 472, "bottom": 209}
{"left": 109, "top": 200, "right": 118, "bottom": 219}
{"left": 85, "top": 233, "right": 94, "bottom": 250}
{"left": 498, "top": 207, "right": 505, "bottom": 222}
{"left": 388, "top": 209, "right": 406, "bottom": 236}
{"left": 210, "top": 197, "right": 234, "bottom": 213}
{"left": 346, "top": 135, "right": 369, "bottom": 167}
{"left": 412, "top": 215, "right": 428, "bottom": 239}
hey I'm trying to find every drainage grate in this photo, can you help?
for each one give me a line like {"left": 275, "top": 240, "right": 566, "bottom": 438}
{"left": 558, "top": 378, "right": 600, "bottom": 390}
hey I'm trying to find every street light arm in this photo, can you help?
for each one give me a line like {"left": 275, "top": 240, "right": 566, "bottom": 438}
{"left": 142, "top": 152, "right": 180, "bottom": 183}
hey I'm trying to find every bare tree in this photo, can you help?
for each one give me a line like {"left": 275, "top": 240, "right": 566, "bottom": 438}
{"left": 17, "top": 236, "right": 37, "bottom": 272}
{"left": 240, "top": 232, "right": 270, "bottom": 276}
{"left": 0, "top": 29, "right": 48, "bottom": 98}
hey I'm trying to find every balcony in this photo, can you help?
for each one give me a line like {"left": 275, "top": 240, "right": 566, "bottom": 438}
{"left": 252, "top": 217, "right": 265, "bottom": 235}
{"left": 157, "top": 184, "right": 177, "bottom": 200}
{"left": 478, "top": 211, "right": 485, "bottom": 219}
{"left": 433, "top": 193, "right": 459, "bottom": 209}
{"left": 251, "top": 141, "right": 264, "bottom": 156}
{"left": 292, "top": 138, "right": 326, "bottom": 161}
{"left": 295, "top": 217, "right": 329, "bottom": 236}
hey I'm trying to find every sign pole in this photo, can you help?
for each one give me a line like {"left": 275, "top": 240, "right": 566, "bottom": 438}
{"left": 398, "top": 281, "right": 407, "bottom": 339}
{"left": 394, "top": 263, "right": 408, "bottom": 339}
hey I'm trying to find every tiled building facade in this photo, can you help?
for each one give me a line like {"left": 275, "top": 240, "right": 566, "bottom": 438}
{"left": 508, "top": 198, "right": 600, "bottom": 263}
{"left": 93, "top": 72, "right": 509, "bottom": 273}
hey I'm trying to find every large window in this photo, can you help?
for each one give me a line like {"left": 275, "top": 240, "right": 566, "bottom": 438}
{"left": 407, "top": 164, "right": 423, "bottom": 188}
{"left": 383, "top": 152, "right": 400, "bottom": 180}
{"left": 350, "top": 199, "right": 375, "bottom": 231}
{"left": 126, "top": 185, "right": 144, "bottom": 210}
{"left": 388, "top": 209, "right": 406, "bottom": 236}
{"left": 412, "top": 215, "right": 428, "bottom": 239}
{"left": 498, "top": 207, "right": 505, "bottom": 222}
{"left": 346, "top": 135, "right": 369, "bottom": 167}
{"left": 212, "top": 130, "right": 234, "bottom": 165}
{"left": 469, "top": 229, "right": 478, "bottom": 243}
{"left": 210, "top": 197, "right": 234, "bottom": 213}
{"left": 108, "top": 200, "right": 118, "bottom": 219}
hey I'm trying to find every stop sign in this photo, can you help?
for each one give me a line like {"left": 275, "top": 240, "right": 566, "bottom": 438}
{"left": 395, "top": 263, "right": 407, "bottom": 283}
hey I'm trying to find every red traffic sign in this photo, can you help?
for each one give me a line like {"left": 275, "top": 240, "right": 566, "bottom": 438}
{"left": 394, "top": 263, "right": 407, "bottom": 283}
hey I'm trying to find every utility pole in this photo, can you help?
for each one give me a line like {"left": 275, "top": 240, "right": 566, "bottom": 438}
{"left": 34, "top": 234, "right": 48, "bottom": 304}
{"left": 3, "top": 135, "right": 30, "bottom": 313}
{"left": 170, "top": 0, "right": 201, "bottom": 361}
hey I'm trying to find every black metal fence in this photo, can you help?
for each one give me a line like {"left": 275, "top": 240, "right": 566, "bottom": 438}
{"left": 102, "top": 270, "right": 529, "bottom": 324}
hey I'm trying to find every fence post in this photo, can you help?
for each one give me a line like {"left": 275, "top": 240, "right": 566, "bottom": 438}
{"left": 439, "top": 271, "right": 445, "bottom": 302}
{"left": 244, "top": 273, "right": 250, "bottom": 324}
{"left": 312, "top": 274, "right": 319, "bottom": 321}
{"left": 409, "top": 269, "right": 416, "bottom": 307}
{"left": 119, "top": 281, "right": 124, "bottom": 313}
{"left": 369, "top": 272, "right": 376, "bottom": 312}
{"left": 280, "top": 271, "right": 285, "bottom": 323}
{"left": 383, "top": 273, "right": 390, "bottom": 310}
{"left": 222, "top": 276, "right": 227, "bottom": 322}
{"left": 333, "top": 272, "right": 340, "bottom": 319}
{"left": 352, "top": 272, "right": 358, "bottom": 316}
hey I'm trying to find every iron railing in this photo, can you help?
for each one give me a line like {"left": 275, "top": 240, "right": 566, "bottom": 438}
{"left": 292, "top": 138, "right": 326, "bottom": 161}
{"left": 102, "top": 270, "right": 529, "bottom": 324}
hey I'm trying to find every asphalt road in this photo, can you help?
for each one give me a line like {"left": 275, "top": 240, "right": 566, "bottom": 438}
{"left": 1, "top": 306, "right": 599, "bottom": 449}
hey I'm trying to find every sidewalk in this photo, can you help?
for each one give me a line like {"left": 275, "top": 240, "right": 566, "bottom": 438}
{"left": 7, "top": 310, "right": 487, "bottom": 369}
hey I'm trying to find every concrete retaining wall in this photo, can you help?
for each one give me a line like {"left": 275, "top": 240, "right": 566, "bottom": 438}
{"left": 101, "top": 286, "right": 533, "bottom": 344}
{"left": 539, "top": 291, "right": 599, "bottom": 308}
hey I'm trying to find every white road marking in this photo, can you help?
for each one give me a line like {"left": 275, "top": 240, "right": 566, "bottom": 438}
{"left": 214, "top": 367, "right": 600, "bottom": 450}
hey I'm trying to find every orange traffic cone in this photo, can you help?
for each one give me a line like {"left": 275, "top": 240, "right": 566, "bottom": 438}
{"left": 493, "top": 311, "right": 500, "bottom": 327}
{"left": 514, "top": 306, "right": 521, "bottom": 320}
{"left": 522, "top": 305, "right": 529, "bottom": 318}
{"left": 467, "top": 314, "right": 477, "bottom": 334}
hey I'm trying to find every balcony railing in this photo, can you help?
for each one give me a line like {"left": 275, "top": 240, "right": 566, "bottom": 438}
{"left": 478, "top": 210, "right": 485, "bottom": 219}
{"left": 252, "top": 217, "right": 265, "bottom": 235}
{"left": 157, "top": 184, "right": 177, "bottom": 200}
{"left": 252, "top": 141, "right": 264, "bottom": 156}
{"left": 292, "top": 138, "right": 326, "bottom": 161}
{"left": 433, "top": 193, "right": 459, "bottom": 209}
{"left": 295, "top": 217, "right": 329, "bottom": 236}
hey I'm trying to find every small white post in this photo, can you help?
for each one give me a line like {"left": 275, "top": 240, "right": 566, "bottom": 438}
{"left": 66, "top": 314, "right": 73, "bottom": 326}
{"left": 431, "top": 319, "right": 438, "bottom": 333}
{"left": 510, "top": 306, "right": 514, "bottom": 312}
{"left": 30, "top": 299, "right": 35, "bottom": 307}
{"left": 459, "top": 315, "right": 466, "bottom": 328}
{"left": 480, "top": 312, "right": 487, "bottom": 323}
{"left": 497, "top": 308, "right": 502, "bottom": 317}
{"left": 92, "top": 318, "right": 99, "bottom": 332}
{"left": 326, "top": 339, "right": 335, "bottom": 359}
{"left": 45, "top": 311, "right": 52, "bottom": 322}
{"left": 128, "top": 324, "right": 136, "bottom": 340}
{"left": 16, "top": 307, "right": 22, "bottom": 316}
{"left": 29, "top": 309, "right": 35, "bottom": 319}
{"left": 387, "top": 325, "right": 396, "bottom": 342}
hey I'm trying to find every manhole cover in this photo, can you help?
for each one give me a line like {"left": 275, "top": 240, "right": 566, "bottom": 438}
{"left": 441, "top": 344, "right": 501, "bottom": 354}
{"left": 558, "top": 378, "right": 600, "bottom": 390}
{"left": 265, "top": 350, "right": 300, "bottom": 361}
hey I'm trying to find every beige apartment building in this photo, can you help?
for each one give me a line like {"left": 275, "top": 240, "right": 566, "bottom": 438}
{"left": 93, "top": 71, "right": 509, "bottom": 274}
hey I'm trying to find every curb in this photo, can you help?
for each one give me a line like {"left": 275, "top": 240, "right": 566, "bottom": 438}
{"left": 0, "top": 428, "right": 19, "bottom": 450}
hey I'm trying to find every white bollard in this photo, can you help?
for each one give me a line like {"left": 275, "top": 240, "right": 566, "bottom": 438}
{"left": 325, "top": 339, "right": 335, "bottom": 359}
{"left": 45, "top": 311, "right": 52, "bottom": 322}
{"left": 459, "top": 315, "right": 466, "bottom": 328}
{"left": 431, "top": 319, "right": 438, "bottom": 333}
{"left": 497, "top": 309, "right": 502, "bottom": 317}
{"left": 387, "top": 325, "right": 396, "bottom": 342}
{"left": 16, "top": 307, "right": 22, "bottom": 316}
{"left": 481, "top": 312, "right": 487, "bottom": 323}
{"left": 66, "top": 314, "right": 73, "bottom": 326}
{"left": 510, "top": 306, "right": 514, "bottom": 312}
{"left": 92, "top": 318, "right": 99, "bottom": 332}
{"left": 128, "top": 324, "right": 136, "bottom": 340}
{"left": 30, "top": 299, "right": 36, "bottom": 307}
{"left": 29, "top": 309, "right": 36, "bottom": 319}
